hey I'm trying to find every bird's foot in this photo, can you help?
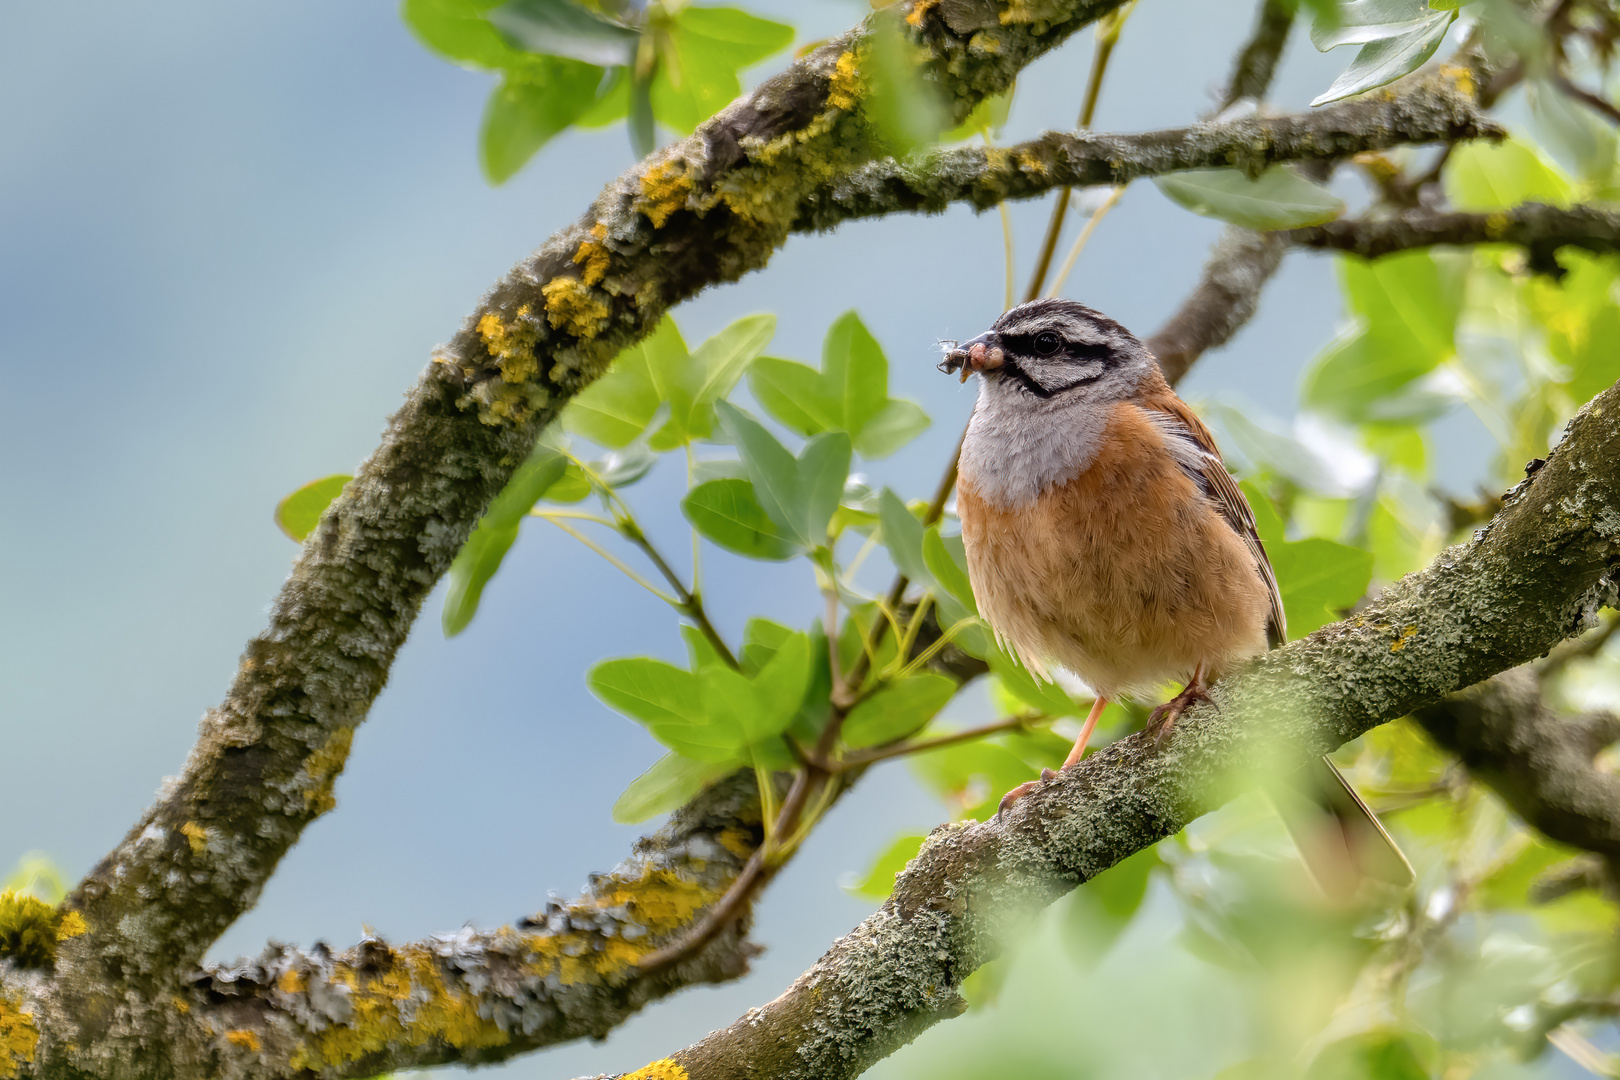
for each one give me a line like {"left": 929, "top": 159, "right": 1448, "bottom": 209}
{"left": 995, "top": 768, "right": 1059, "bottom": 821}
{"left": 1145, "top": 683, "right": 1210, "bottom": 748}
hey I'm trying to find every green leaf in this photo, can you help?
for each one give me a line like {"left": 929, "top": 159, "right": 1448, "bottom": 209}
{"left": 1526, "top": 251, "right": 1620, "bottom": 402}
{"left": 682, "top": 479, "right": 801, "bottom": 560}
{"left": 845, "top": 833, "right": 926, "bottom": 899}
{"left": 1154, "top": 166, "right": 1345, "bottom": 230}
{"left": 746, "top": 357, "right": 840, "bottom": 436}
{"left": 275, "top": 474, "right": 351, "bottom": 542}
{"left": 402, "top": 0, "right": 535, "bottom": 72}
{"left": 1271, "top": 537, "right": 1374, "bottom": 636}
{"left": 862, "top": 18, "right": 948, "bottom": 156}
{"left": 649, "top": 6, "right": 794, "bottom": 134}
{"left": 1445, "top": 137, "right": 1574, "bottom": 212}
{"left": 747, "top": 310, "right": 929, "bottom": 460}
{"left": 442, "top": 446, "right": 568, "bottom": 636}
{"left": 612, "top": 752, "right": 734, "bottom": 824}
{"left": 922, "top": 526, "right": 977, "bottom": 617}
{"left": 878, "top": 488, "right": 933, "bottom": 586}
{"left": 564, "top": 316, "right": 685, "bottom": 447}
{"left": 716, "top": 401, "right": 805, "bottom": 540}
{"left": 588, "top": 657, "right": 744, "bottom": 761}
{"left": 988, "top": 648, "right": 1084, "bottom": 717}
{"left": 798, "top": 432, "right": 854, "bottom": 549}
{"left": 480, "top": 63, "right": 604, "bottom": 183}
{"left": 1310, "top": 7, "right": 1456, "bottom": 107}
{"left": 1306, "top": 1031, "right": 1434, "bottom": 1080}
{"left": 842, "top": 673, "right": 957, "bottom": 749}
{"left": 910, "top": 740, "right": 1036, "bottom": 821}
{"left": 486, "top": 0, "right": 638, "bottom": 67}
{"left": 649, "top": 314, "right": 775, "bottom": 450}
{"left": 747, "top": 630, "right": 813, "bottom": 741}
{"left": 1310, "top": 0, "right": 1445, "bottom": 50}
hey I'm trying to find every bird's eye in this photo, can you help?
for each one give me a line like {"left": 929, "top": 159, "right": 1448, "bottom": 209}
{"left": 1033, "top": 331, "right": 1062, "bottom": 356}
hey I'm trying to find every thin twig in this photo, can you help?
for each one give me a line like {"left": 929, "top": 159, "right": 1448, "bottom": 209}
{"left": 1553, "top": 71, "right": 1620, "bottom": 126}
{"left": 1046, "top": 184, "right": 1125, "bottom": 297}
{"left": 620, "top": 517, "right": 739, "bottom": 669}
{"left": 544, "top": 517, "right": 678, "bottom": 604}
{"left": 837, "top": 714, "right": 1045, "bottom": 769}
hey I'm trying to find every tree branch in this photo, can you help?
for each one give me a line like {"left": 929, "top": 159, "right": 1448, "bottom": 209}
{"left": 1282, "top": 202, "right": 1620, "bottom": 275}
{"left": 1416, "top": 669, "right": 1620, "bottom": 876}
{"left": 1146, "top": 225, "right": 1289, "bottom": 384}
{"left": 575, "top": 379, "right": 1620, "bottom": 1080}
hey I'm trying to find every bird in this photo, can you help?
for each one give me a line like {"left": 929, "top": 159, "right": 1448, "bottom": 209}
{"left": 939, "top": 298, "right": 1411, "bottom": 892}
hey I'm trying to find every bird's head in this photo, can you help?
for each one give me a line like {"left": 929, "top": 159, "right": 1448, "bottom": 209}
{"left": 939, "top": 299, "right": 1157, "bottom": 409}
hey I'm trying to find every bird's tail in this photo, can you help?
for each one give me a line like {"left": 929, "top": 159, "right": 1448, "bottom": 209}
{"left": 1273, "top": 756, "right": 1414, "bottom": 899}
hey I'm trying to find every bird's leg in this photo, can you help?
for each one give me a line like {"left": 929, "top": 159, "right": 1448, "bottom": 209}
{"left": 1145, "top": 662, "right": 1207, "bottom": 748}
{"left": 996, "top": 696, "right": 1108, "bottom": 820}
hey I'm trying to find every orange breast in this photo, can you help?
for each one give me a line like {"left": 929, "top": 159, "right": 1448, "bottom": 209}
{"left": 957, "top": 401, "right": 1270, "bottom": 698}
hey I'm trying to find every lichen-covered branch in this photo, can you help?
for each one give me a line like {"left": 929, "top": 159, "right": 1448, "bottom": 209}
{"left": 1218, "top": 0, "right": 1294, "bottom": 112}
{"left": 1416, "top": 670, "right": 1620, "bottom": 875}
{"left": 581, "top": 378, "right": 1620, "bottom": 1080}
{"left": 1283, "top": 202, "right": 1620, "bottom": 274}
{"left": 801, "top": 69, "right": 1498, "bottom": 229}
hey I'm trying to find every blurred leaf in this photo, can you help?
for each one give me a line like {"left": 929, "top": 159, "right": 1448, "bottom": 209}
{"left": 275, "top": 474, "right": 351, "bottom": 542}
{"left": 403, "top": 0, "right": 537, "bottom": 71}
{"left": 747, "top": 311, "right": 930, "bottom": 460}
{"left": 442, "top": 446, "right": 568, "bottom": 636}
{"left": 941, "top": 87, "right": 1013, "bottom": 142}
{"left": 486, "top": 0, "right": 637, "bottom": 67}
{"left": 1271, "top": 537, "right": 1374, "bottom": 637}
{"left": 1525, "top": 250, "right": 1620, "bottom": 402}
{"left": 922, "top": 526, "right": 977, "bottom": 617}
{"left": 1445, "top": 137, "right": 1573, "bottom": 211}
{"left": 480, "top": 62, "right": 605, "bottom": 183}
{"left": 842, "top": 672, "right": 957, "bottom": 749}
{"left": 593, "top": 443, "right": 659, "bottom": 487}
{"left": 1306, "top": 1031, "right": 1434, "bottom": 1080}
{"left": 612, "top": 752, "right": 733, "bottom": 823}
{"left": 542, "top": 461, "right": 592, "bottom": 502}
{"left": 680, "top": 623, "right": 726, "bottom": 671}
{"left": 1528, "top": 80, "right": 1619, "bottom": 185}
{"left": 648, "top": 6, "right": 795, "bottom": 134}
{"left": 988, "top": 648, "right": 1084, "bottom": 716}
{"left": 911, "top": 740, "right": 1036, "bottom": 821}
{"left": 799, "top": 432, "right": 854, "bottom": 549}
{"left": 564, "top": 316, "right": 685, "bottom": 447}
{"left": 845, "top": 833, "right": 926, "bottom": 899}
{"left": 862, "top": 19, "right": 947, "bottom": 155}
{"left": 1311, "top": 7, "right": 1455, "bottom": 107}
{"left": 1063, "top": 845, "right": 1161, "bottom": 967}
{"left": 1155, "top": 167, "right": 1345, "bottom": 230}
{"left": 682, "top": 478, "right": 802, "bottom": 560}
{"left": 3, "top": 853, "right": 66, "bottom": 904}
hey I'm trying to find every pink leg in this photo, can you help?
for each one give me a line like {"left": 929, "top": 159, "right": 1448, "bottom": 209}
{"left": 1145, "top": 662, "right": 1208, "bottom": 748}
{"left": 996, "top": 696, "right": 1109, "bottom": 820}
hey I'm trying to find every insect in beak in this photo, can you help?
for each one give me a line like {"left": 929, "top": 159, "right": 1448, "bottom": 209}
{"left": 938, "top": 333, "right": 1004, "bottom": 383}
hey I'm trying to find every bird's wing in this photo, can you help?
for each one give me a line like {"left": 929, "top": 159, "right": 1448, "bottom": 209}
{"left": 1138, "top": 398, "right": 1287, "bottom": 647}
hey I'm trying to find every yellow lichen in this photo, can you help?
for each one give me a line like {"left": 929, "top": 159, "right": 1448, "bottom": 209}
{"left": 540, "top": 278, "right": 611, "bottom": 341}
{"left": 574, "top": 222, "right": 611, "bottom": 286}
{"left": 1390, "top": 626, "right": 1418, "bottom": 652}
{"left": 291, "top": 945, "right": 510, "bottom": 1070}
{"left": 906, "top": 0, "right": 939, "bottom": 28}
{"left": 225, "top": 1029, "right": 262, "bottom": 1053}
{"left": 828, "top": 50, "right": 861, "bottom": 111}
{"left": 637, "top": 160, "right": 693, "bottom": 228}
{"left": 172, "top": 995, "right": 191, "bottom": 1014}
{"left": 475, "top": 303, "right": 541, "bottom": 384}
{"left": 181, "top": 821, "right": 208, "bottom": 854}
{"left": 56, "top": 910, "right": 86, "bottom": 940}
{"left": 0, "top": 995, "right": 38, "bottom": 1080}
{"left": 302, "top": 727, "right": 354, "bottom": 814}
{"left": 1440, "top": 63, "right": 1475, "bottom": 100}
{"left": 277, "top": 967, "right": 307, "bottom": 995}
{"left": 0, "top": 891, "right": 61, "bottom": 968}
{"left": 523, "top": 866, "right": 722, "bottom": 986}
{"left": 624, "top": 1058, "right": 689, "bottom": 1080}
{"left": 716, "top": 828, "right": 753, "bottom": 859}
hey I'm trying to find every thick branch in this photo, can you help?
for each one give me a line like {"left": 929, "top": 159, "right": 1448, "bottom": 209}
{"left": 58, "top": 0, "right": 1138, "bottom": 996}
{"left": 1416, "top": 670, "right": 1620, "bottom": 873}
{"left": 802, "top": 71, "right": 1498, "bottom": 228}
{"left": 582, "top": 379, "right": 1620, "bottom": 1080}
{"left": 1146, "top": 226, "right": 1289, "bottom": 384}
{"left": 1283, "top": 203, "right": 1620, "bottom": 275}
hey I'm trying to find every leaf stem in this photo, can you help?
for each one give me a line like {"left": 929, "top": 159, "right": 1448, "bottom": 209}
{"left": 543, "top": 517, "right": 679, "bottom": 605}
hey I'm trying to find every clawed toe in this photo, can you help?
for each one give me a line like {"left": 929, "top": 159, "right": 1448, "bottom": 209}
{"left": 995, "top": 768, "right": 1060, "bottom": 821}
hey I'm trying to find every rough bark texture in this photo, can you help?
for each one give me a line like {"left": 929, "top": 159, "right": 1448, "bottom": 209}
{"left": 582, "top": 379, "right": 1620, "bottom": 1080}
{"left": 0, "top": 2, "right": 1542, "bottom": 1078}
{"left": 1147, "top": 226, "right": 1290, "bottom": 384}
{"left": 1417, "top": 671, "right": 1620, "bottom": 874}
{"left": 1284, "top": 203, "right": 1620, "bottom": 274}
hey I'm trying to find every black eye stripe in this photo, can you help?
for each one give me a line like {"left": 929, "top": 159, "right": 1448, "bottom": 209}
{"left": 1001, "top": 333, "right": 1115, "bottom": 365}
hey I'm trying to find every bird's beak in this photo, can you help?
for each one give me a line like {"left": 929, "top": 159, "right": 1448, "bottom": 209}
{"left": 938, "top": 332, "right": 1005, "bottom": 383}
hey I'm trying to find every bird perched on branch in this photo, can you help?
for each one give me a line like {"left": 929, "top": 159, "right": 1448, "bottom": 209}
{"left": 940, "top": 298, "right": 1411, "bottom": 893}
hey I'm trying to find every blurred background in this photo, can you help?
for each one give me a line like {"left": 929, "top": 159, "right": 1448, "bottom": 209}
{"left": 0, "top": 1, "right": 1600, "bottom": 1077}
